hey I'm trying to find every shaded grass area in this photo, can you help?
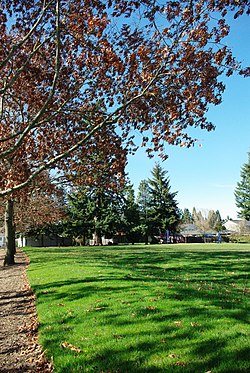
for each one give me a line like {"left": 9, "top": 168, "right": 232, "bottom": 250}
{"left": 24, "top": 243, "right": 250, "bottom": 373}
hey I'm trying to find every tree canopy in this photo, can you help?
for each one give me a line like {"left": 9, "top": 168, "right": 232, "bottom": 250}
{"left": 1, "top": 0, "right": 249, "bottom": 197}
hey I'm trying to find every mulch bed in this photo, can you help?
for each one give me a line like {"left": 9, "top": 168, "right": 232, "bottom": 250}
{"left": 0, "top": 248, "right": 53, "bottom": 373}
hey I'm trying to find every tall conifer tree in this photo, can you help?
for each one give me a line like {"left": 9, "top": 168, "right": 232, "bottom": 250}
{"left": 235, "top": 152, "right": 250, "bottom": 220}
{"left": 147, "top": 163, "right": 180, "bottom": 236}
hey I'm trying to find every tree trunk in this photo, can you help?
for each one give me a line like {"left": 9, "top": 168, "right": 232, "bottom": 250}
{"left": 93, "top": 229, "right": 102, "bottom": 245}
{"left": 4, "top": 199, "right": 16, "bottom": 266}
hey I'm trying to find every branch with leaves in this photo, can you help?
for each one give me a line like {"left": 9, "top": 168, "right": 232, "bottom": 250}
{"left": 0, "top": 0, "right": 249, "bottom": 197}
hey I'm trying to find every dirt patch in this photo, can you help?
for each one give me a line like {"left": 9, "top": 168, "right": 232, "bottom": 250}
{"left": 0, "top": 248, "right": 53, "bottom": 373}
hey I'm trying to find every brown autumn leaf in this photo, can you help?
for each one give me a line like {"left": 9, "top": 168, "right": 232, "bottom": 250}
{"left": 176, "top": 361, "right": 186, "bottom": 366}
{"left": 191, "top": 322, "right": 201, "bottom": 327}
{"left": 61, "top": 342, "right": 81, "bottom": 353}
{"left": 168, "top": 353, "right": 178, "bottom": 358}
{"left": 174, "top": 320, "right": 182, "bottom": 327}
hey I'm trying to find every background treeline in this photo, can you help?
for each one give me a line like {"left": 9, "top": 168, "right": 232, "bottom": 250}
{"left": 23, "top": 163, "right": 226, "bottom": 245}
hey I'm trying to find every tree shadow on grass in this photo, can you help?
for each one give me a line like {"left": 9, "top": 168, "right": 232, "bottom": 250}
{"left": 28, "top": 246, "right": 250, "bottom": 372}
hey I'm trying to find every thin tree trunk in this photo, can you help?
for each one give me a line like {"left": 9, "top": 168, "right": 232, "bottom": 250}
{"left": 4, "top": 199, "right": 16, "bottom": 266}
{"left": 93, "top": 229, "right": 102, "bottom": 245}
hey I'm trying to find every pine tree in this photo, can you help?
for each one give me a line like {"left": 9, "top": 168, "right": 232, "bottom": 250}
{"left": 181, "top": 208, "right": 193, "bottom": 223}
{"left": 147, "top": 163, "right": 180, "bottom": 236}
{"left": 235, "top": 152, "right": 250, "bottom": 220}
{"left": 121, "top": 181, "right": 140, "bottom": 244}
{"left": 66, "top": 186, "right": 124, "bottom": 245}
{"left": 65, "top": 188, "right": 95, "bottom": 245}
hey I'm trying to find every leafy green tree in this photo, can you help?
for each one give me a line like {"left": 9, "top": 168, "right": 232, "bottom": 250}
{"left": 235, "top": 152, "right": 250, "bottom": 220}
{"left": 147, "top": 163, "right": 180, "bottom": 237}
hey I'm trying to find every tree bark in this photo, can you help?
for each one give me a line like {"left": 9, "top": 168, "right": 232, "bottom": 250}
{"left": 4, "top": 199, "right": 16, "bottom": 266}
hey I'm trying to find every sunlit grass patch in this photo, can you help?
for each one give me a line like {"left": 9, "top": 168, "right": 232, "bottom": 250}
{"left": 24, "top": 243, "right": 250, "bottom": 372}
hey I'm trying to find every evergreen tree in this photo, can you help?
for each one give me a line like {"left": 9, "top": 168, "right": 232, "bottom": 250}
{"left": 235, "top": 152, "right": 250, "bottom": 220}
{"left": 192, "top": 207, "right": 199, "bottom": 224}
{"left": 181, "top": 208, "right": 193, "bottom": 223}
{"left": 65, "top": 188, "right": 95, "bottom": 245}
{"left": 147, "top": 163, "right": 180, "bottom": 237}
{"left": 66, "top": 186, "right": 124, "bottom": 245}
{"left": 121, "top": 181, "right": 141, "bottom": 244}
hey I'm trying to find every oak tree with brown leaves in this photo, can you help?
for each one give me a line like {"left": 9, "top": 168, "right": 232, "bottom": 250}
{"left": 1, "top": 0, "right": 249, "bottom": 264}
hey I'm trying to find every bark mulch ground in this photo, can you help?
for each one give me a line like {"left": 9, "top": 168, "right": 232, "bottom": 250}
{"left": 0, "top": 248, "right": 53, "bottom": 373}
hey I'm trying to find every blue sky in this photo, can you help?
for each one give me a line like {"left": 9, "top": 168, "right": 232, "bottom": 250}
{"left": 126, "top": 14, "right": 250, "bottom": 220}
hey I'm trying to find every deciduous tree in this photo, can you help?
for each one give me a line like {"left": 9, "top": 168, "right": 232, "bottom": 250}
{"left": 1, "top": 172, "right": 65, "bottom": 264}
{"left": 207, "top": 209, "right": 223, "bottom": 231}
{"left": 1, "top": 0, "right": 249, "bottom": 195}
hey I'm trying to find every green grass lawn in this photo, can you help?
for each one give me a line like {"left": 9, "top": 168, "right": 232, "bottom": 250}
{"left": 24, "top": 243, "right": 250, "bottom": 373}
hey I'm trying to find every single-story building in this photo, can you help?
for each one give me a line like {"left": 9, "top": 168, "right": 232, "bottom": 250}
{"left": 179, "top": 223, "right": 218, "bottom": 243}
{"left": 224, "top": 219, "right": 250, "bottom": 234}
{"left": 16, "top": 234, "right": 73, "bottom": 247}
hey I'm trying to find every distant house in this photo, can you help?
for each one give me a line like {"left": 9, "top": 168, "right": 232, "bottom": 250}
{"left": 179, "top": 223, "right": 219, "bottom": 243}
{"left": 224, "top": 219, "right": 250, "bottom": 234}
{"left": 179, "top": 223, "right": 204, "bottom": 243}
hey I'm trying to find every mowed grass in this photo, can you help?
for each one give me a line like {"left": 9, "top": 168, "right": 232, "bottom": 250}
{"left": 24, "top": 243, "right": 250, "bottom": 373}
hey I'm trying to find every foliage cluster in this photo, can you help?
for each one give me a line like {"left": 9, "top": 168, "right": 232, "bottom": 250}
{"left": 191, "top": 207, "right": 224, "bottom": 232}
{"left": 229, "top": 235, "right": 250, "bottom": 244}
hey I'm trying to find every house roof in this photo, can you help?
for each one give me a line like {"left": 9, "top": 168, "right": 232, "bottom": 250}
{"left": 179, "top": 223, "right": 203, "bottom": 236}
{"left": 224, "top": 219, "right": 250, "bottom": 233}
